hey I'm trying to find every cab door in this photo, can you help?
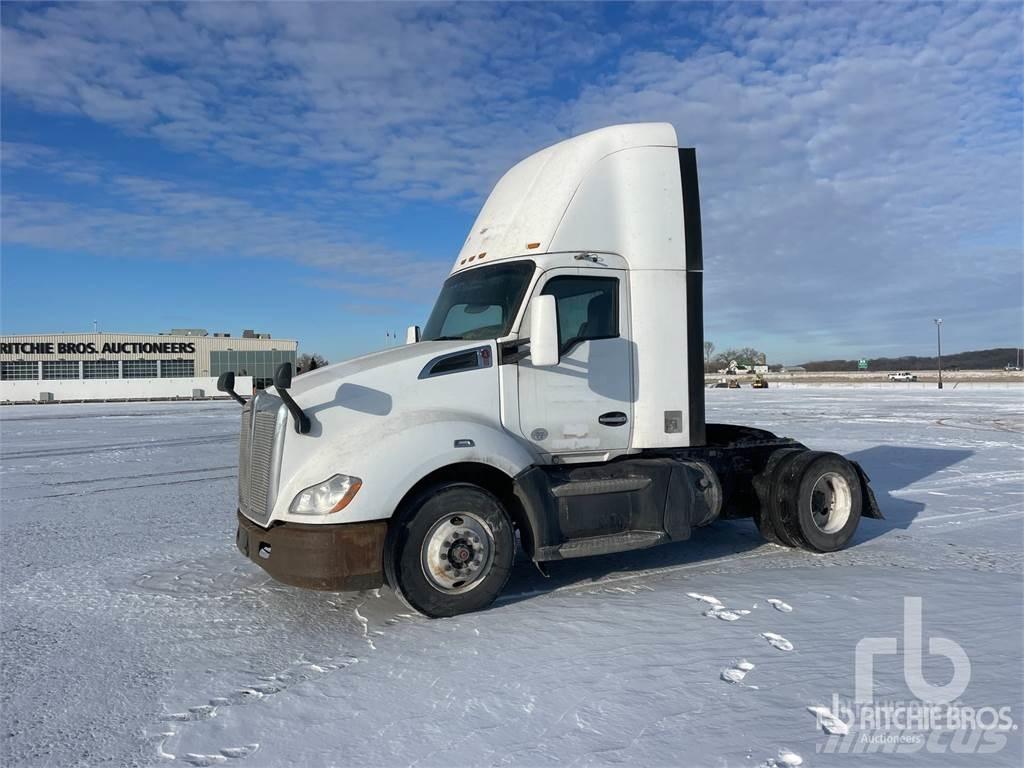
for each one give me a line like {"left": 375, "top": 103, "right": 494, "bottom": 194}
{"left": 517, "top": 267, "right": 633, "bottom": 459}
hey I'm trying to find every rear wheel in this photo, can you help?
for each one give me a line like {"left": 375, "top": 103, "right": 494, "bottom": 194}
{"left": 772, "top": 451, "right": 863, "bottom": 552}
{"left": 385, "top": 482, "right": 515, "bottom": 618}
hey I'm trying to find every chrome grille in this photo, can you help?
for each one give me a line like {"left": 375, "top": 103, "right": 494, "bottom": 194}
{"left": 237, "top": 394, "right": 284, "bottom": 525}
{"left": 238, "top": 405, "right": 253, "bottom": 511}
{"left": 248, "top": 410, "right": 278, "bottom": 521}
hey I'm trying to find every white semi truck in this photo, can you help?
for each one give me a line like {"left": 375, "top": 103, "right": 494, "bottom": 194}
{"left": 220, "top": 123, "right": 881, "bottom": 617}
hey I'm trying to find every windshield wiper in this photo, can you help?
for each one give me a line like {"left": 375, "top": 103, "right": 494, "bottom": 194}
{"left": 428, "top": 336, "right": 464, "bottom": 341}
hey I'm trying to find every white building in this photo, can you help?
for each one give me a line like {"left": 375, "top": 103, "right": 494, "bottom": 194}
{"left": 0, "top": 329, "right": 297, "bottom": 403}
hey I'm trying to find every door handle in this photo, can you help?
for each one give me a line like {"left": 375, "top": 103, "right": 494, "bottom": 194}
{"left": 598, "top": 411, "right": 628, "bottom": 426}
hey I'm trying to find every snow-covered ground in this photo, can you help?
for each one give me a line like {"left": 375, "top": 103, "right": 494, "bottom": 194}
{"left": 1, "top": 388, "right": 1021, "bottom": 767}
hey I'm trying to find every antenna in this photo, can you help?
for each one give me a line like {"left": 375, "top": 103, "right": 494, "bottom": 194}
{"left": 93, "top": 320, "right": 98, "bottom": 333}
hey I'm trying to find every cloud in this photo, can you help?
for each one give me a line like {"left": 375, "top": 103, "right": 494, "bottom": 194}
{"left": 1, "top": 1, "right": 1021, "bottom": 360}
{"left": 562, "top": 2, "right": 1022, "bottom": 356}
{"left": 1, "top": 158, "right": 447, "bottom": 306}
{"left": 1, "top": 3, "right": 604, "bottom": 198}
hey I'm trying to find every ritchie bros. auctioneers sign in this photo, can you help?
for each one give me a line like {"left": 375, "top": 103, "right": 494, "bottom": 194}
{"left": 0, "top": 341, "right": 197, "bottom": 355}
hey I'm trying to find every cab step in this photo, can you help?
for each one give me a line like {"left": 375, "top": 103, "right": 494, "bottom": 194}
{"left": 556, "top": 530, "right": 667, "bottom": 559}
{"left": 550, "top": 476, "right": 652, "bottom": 497}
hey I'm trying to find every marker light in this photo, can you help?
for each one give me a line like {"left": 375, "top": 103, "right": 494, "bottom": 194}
{"left": 289, "top": 474, "right": 362, "bottom": 515}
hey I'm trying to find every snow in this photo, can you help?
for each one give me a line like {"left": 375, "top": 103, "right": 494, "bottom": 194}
{"left": 1, "top": 388, "right": 1022, "bottom": 767}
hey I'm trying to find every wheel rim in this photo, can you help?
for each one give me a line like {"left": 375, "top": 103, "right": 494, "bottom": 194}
{"left": 809, "top": 472, "right": 852, "bottom": 534}
{"left": 420, "top": 512, "right": 495, "bottom": 594}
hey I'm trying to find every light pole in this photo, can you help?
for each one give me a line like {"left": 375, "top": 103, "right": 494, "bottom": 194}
{"left": 933, "top": 318, "right": 943, "bottom": 389}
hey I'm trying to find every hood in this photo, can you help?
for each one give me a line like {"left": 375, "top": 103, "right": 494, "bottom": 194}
{"left": 270, "top": 339, "right": 479, "bottom": 404}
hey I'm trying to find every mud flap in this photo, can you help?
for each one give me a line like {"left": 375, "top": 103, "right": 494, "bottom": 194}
{"left": 851, "top": 461, "right": 884, "bottom": 519}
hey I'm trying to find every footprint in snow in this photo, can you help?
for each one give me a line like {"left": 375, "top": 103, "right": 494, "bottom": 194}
{"left": 807, "top": 705, "right": 850, "bottom": 735}
{"left": 156, "top": 655, "right": 356, "bottom": 761}
{"left": 705, "top": 606, "right": 751, "bottom": 621}
{"left": 384, "top": 612, "right": 420, "bottom": 626}
{"left": 759, "top": 749, "right": 803, "bottom": 767}
{"left": 220, "top": 745, "right": 260, "bottom": 759}
{"left": 182, "top": 755, "right": 226, "bottom": 767}
{"left": 767, "top": 598, "right": 793, "bottom": 612}
{"left": 721, "top": 659, "right": 757, "bottom": 688}
{"left": 160, "top": 704, "right": 217, "bottom": 722}
{"left": 761, "top": 631, "right": 794, "bottom": 651}
{"left": 687, "top": 592, "right": 753, "bottom": 621}
{"left": 181, "top": 747, "right": 259, "bottom": 766}
{"left": 686, "top": 592, "right": 722, "bottom": 606}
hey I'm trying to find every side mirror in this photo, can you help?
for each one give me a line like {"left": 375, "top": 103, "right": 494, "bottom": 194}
{"left": 406, "top": 325, "right": 421, "bottom": 344}
{"left": 273, "top": 362, "right": 293, "bottom": 390}
{"left": 217, "top": 371, "right": 245, "bottom": 406}
{"left": 273, "top": 362, "right": 311, "bottom": 434}
{"left": 529, "top": 294, "right": 560, "bottom": 367}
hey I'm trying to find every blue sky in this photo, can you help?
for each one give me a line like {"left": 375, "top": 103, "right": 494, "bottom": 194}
{"left": 2, "top": 1, "right": 1021, "bottom": 365}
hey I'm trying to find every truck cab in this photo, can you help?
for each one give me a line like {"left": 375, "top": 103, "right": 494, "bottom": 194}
{"left": 226, "top": 124, "right": 881, "bottom": 617}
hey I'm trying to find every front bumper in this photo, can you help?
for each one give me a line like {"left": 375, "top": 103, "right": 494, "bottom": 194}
{"left": 236, "top": 510, "right": 387, "bottom": 591}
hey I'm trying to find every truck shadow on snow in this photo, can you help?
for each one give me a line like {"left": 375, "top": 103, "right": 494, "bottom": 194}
{"left": 846, "top": 444, "right": 972, "bottom": 544}
{"left": 497, "top": 444, "right": 972, "bottom": 606}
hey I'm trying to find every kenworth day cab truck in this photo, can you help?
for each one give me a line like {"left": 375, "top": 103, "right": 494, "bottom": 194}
{"left": 221, "top": 123, "right": 881, "bottom": 617}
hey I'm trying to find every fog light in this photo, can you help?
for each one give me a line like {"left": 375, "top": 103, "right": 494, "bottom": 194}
{"left": 289, "top": 474, "right": 362, "bottom": 515}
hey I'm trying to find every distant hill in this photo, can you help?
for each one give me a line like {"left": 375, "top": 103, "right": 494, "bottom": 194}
{"left": 799, "top": 348, "right": 1020, "bottom": 372}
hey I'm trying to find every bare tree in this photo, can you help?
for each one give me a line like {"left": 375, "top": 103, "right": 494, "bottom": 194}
{"left": 296, "top": 352, "right": 329, "bottom": 374}
{"left": 704, "top": 340, "right": 715, "bottom": 364}
{"left": 713, "top": 347, "right": 767, "bottom": 368}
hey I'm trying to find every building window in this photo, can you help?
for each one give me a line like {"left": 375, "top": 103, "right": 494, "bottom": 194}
{"left": 1, "top": 361, "right": 39, "bottom": 380}
{"left": 210, "top": 349, "right": 296, "bottom": 390}
{"left": 123, "top": 360, "right": 158, "bottom": 378}
{"left": 159, "top": 359, "right": 194, "bottom": 378}
{"left": 83, "top": 360, "right": 120, "bottom": 379}
{"left": 42, "top": 361, "right": 81, "bottom": 380}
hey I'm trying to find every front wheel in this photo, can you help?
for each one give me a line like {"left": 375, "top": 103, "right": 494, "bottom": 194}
{"left": 385, "top": 482, "right": 515, "bottom": 618}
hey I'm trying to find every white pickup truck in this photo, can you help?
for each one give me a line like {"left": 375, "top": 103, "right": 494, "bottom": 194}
{"left": 887, "top": 372, "right": 918, "bottom": 382}
{"left": 220, "top": 123, "right": 881, "bottom": 617}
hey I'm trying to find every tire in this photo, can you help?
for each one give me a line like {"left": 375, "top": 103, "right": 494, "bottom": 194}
{"left": 774, "top": 452, "right": 862, "bottom": 553}
{"left": 385, "top": 482, "right": 515, "bottom": 618}
{"left": 765, "top": 450, "right": 808, "bottom": 548}
{"left": 754, "top": 504, "right": 785, "bottom": 546}
{"left": 755, "top": 448, "right": 804, "bottom": 547}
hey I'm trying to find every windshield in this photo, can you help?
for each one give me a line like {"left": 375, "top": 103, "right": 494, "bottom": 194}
{"left": 422, "top": 261, "right": 535, "bottom": 341}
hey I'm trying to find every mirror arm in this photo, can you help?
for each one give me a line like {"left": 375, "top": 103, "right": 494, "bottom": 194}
{"left": 273, "top": 365, "right": 310, "bottom": 435}
{"left": 279, "top": 388, "right": 311, "bottom": 435}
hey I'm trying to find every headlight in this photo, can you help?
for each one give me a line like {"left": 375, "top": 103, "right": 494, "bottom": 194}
{"left": 289, "top": 474, "right": 362, "bottom": 515}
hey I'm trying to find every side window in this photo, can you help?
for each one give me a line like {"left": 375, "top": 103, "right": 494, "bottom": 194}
{"left": 540, "top": 276, "right": 619, "bottom": 353}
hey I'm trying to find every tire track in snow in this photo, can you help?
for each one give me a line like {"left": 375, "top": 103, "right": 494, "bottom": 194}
{"left": 0, "top": 406, "right": 230, "bottom": 422}
{"left": 30, "top": 473, "right": 236, "bottom": 499}
{"left": 497, "top": 547, "right": 780, "bottom": 605}
{"left": 0, "top": 433, "right": 236, "bottom": 460}
{"left": 935, "top": 417, "right": 1024, "bottom": 435}
{"left": 39, "top": 465, "right": 236, "bottom": 487}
